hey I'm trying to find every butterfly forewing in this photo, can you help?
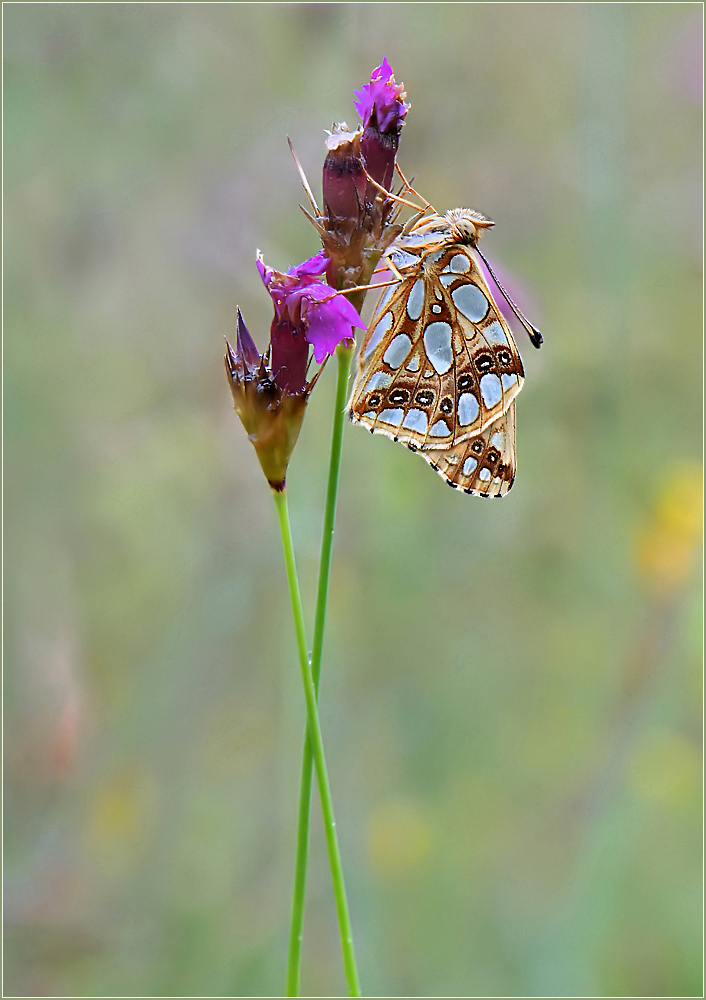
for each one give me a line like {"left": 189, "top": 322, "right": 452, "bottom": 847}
{"left": 350, "top": 242, "right": 524, "bottom": 450}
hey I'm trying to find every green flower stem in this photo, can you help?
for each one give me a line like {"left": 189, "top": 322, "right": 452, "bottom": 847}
{"left": 272, "top": 482, "right": 360, "bottom": 999}
{"left": 286, "top": 344, "right": 355, "bottom": 997}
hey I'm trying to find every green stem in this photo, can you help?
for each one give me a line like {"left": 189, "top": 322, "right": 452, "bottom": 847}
{"left": 286, "top": 344, "right": 354, "bottom": 996}
{"left": 273, "top": 483, "right": 360, "bottom": 998}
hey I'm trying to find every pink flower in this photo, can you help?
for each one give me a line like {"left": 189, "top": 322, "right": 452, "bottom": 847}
{"left": 257, "top": 251, "right": 365, "bottom": 367}
{"left": 225, "top": 253, "right": 366, "bottom": 489}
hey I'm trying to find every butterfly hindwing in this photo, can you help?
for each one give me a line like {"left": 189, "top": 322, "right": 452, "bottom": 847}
{"left": 424, "top": 402, "right": 516, "bottom": 497}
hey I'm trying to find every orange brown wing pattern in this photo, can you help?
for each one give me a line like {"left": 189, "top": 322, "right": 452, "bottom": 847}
{"left": 348, "top": 243, "right": 523, "bottom": 451}
{"left": 423, "top": 403, "right": 516, "bottom": 497}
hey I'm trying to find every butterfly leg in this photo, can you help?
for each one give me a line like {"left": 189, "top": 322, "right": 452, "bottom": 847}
{"left": 394, "top": 164, "right": 434, "bottom": 212}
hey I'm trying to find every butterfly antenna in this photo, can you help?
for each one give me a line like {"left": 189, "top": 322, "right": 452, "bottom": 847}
{"left": 474, "top": 246, "right": 543, "bottom": 349}
{"left": 287, "top": 136, "right": 321, "bottom": 217}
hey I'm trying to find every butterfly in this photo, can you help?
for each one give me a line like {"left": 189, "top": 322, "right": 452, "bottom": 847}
{"left": 348, "top": 207, "right": 541, "bottom": 497}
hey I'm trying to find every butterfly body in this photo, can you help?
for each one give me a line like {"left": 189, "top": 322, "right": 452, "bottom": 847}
{"left": 348, "top": 209, "right": 528, "bottom": 497}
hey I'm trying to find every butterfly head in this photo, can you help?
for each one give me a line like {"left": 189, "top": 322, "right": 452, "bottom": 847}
{"left": 444, "top": 208, "right": 494, "bottom": 246}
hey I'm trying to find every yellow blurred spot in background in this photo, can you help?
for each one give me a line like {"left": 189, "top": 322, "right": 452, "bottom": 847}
{"left": 636, "top": 464, "right": 703, "bottom": 594}
{"left": 86, "top": 762, "right": 156, "bottom": 871}
{"left": 366, "top": 797, "right": 433, "bottom": 880}
{"left": 630, "top": 733, "right": 702, "bottom": 811}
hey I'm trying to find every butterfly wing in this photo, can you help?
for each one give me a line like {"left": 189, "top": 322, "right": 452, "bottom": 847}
{"left": 348, "top": 244, "right": 523, "bottom": 450}
{"left": 424, "top": 402, "right": 516, "bottom": 497}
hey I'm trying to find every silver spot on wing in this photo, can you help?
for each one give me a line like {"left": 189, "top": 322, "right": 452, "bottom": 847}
{"left": 423, "top": 322, "right": 453, "bottom": 375}
{"left": 382, "top": 334, "right": 412, "bottom": 368}
{"left": 378, "top": 408, "right": 404, "bottom": 426}
{"left": 479, "top": 373, "right": 502, "bottom": 408}
{"left": 451, "top": 283, "right": 488, "bottom": 323}
{"left": 365, "top": 311, "right": 393, "bottom": 358}
{"left": 406, "top": 279, "right": 425, "bottom": 321}
{"left": 457, "top": 392, "right": 480, "bottom": 426}
{"left": 402, "top": 408, "right": 428, "bottom": 434}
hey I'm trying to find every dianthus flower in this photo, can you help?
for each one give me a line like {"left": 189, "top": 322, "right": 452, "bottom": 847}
{"left": 354, "top": 58, "right": 408, "bottom": 193}
{"left": 226, "top": 252, "right": 365, "bottom": 490}
{"left": 353, "top": 57, "right": 408, "bottom": 133}
{"left": 257, "top": 250, "right": 365, "bottom": 365}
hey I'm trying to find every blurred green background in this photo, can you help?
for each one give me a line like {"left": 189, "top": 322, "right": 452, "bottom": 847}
{"left": 4, "top": 4, "right": 702, "bottom": 998}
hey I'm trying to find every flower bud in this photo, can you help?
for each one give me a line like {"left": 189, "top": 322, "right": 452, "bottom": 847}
{"left": 322, "top": 124, "right": 367, "bottom": 224}
{"left": 361, "top": 125, "right": 398, "bottom": 193}
{"left": 225, "top": 310, "right": 308, "bottom": 492}
{"left": 231, "top": 306, "right": 260, "bottom": 375}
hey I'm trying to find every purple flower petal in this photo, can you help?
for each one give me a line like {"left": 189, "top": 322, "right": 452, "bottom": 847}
{"left": 377, "top": 56, "right": 395, "bottom": 84}
{"left": 236, "top": 307, "right": 261, "bottom": 371}
{"left": 256, "top": 254, "right": 272, "bottom": 289}
{"left": 257, "top": 251, "right": 329, "bottom": 300}
{"left": 257, "top": 252, "right": 364, "bottom": 365}
{"left": 298, "top": 284, "right": 366, "bottom": 363}
{"left": 353, "top": 58, "right": 407, "bottom": 133}
{"left": 289, "top": 250, "right": 329, "bottom": 282}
